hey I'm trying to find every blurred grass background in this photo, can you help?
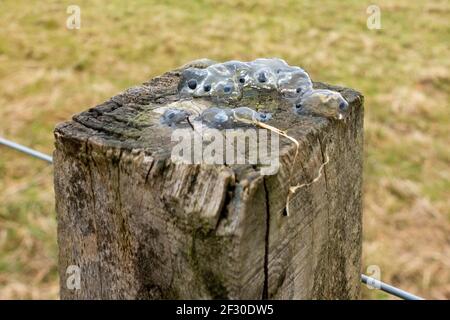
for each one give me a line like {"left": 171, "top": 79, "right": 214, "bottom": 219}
{"left": 0, "top": 0, "right": 448, "bottom": 299}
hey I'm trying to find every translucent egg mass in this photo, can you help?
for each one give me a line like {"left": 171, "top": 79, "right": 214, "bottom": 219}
{"left": 161, "top": 58, "right": 349, "bottom": 128}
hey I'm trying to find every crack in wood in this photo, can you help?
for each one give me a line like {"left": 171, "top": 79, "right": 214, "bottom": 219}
{"left": 262, "top": 177, "right": 271, "bottom": 299}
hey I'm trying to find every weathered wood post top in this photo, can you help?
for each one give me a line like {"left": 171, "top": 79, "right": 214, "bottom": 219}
{"left": 54, "top": 58, "right": 364, "bottom": 299}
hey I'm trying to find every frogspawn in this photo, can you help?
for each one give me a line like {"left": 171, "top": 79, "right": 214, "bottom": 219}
{"left": 160, "top": 58, "right": 350, "bottom": 129}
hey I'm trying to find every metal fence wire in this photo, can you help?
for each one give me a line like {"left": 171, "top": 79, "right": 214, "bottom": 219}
{"left": 0, "top": 137, "right": 53, "bottom": 163}
{"left": 0, "top": 136, "right": 425, "bottom": 300}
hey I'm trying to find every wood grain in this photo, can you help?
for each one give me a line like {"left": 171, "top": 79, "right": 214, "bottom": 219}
{"left": 54, "top": 65, "right": 364, "bottom": 299}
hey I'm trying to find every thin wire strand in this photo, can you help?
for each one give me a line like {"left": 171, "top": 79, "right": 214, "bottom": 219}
{"left": 0, "top": 136, "right": 426, "bottom": 300}
{"left": 0, "top": 136, "right": 53, "bottom": 164}
{"left": 361, "top": 274, "right": 424, "bottom": 300}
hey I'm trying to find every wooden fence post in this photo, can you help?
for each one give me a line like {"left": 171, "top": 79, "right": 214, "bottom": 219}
{"left": 53, "top": 65, "right": 364, "bottom": 299}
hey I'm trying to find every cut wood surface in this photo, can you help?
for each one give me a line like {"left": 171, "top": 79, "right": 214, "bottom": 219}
{"left": 54, "top": 64, "right": 364, "bottom": 299}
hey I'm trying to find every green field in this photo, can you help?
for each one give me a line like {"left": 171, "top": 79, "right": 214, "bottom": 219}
{"left": 0, "top": 0, "right": 448, "bottom": 299}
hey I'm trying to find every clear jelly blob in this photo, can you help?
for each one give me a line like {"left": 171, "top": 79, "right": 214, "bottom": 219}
{"left": 197, "top": 107, "right": 234, "bottom": 129}
{"left": 197, "top": 106, "right": 272, "bottom": 128}
{"left": 232, "top": 107, "right": 272, "bottom": 123}
{"left": 179, "top": 58, "right": 313, "bottom": 101}
{"left": 293, "top": 89, "right": 349, "bottom": 120}
{"left": 174, "top": 58, "right": 349, "bottom": 128}
{"left": 160, "top": 108, "right": 191, "bottom": 127}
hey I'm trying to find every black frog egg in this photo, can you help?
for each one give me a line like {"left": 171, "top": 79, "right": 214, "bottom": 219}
{"left": 203, "top": 84, "right": 212, "bottom": 92}
{"left": 218, "top": 81, "right": 236, "bottom": 95}
{"left": 256, "top": 111, "right": 272, "bottom": 122}
{"left": 293, "top": 89, "right": 349, "bottom": 120}
{"left": 199, "top": 107, "right": 233, "bottom": 128}
{"left": 236, "top": 70, "right": 250, "bottom": 86}
{"left": 257, "top": 71, "right": 268, "bottom": 83}
{"left": 160, "top": 108, "right": 191, "bottom": 127}
{"left": 178, "top": 67, "right": 208, "bottom": 96}
{"left": 187, "top": 79, "right": 197, "bottom": 90}
{"left": 247, "top": 65, "right": 277, "bottom": 89}
{"left": 339, "top": 100, "right": 349, "bottom": 112}
{"left": 231, "top": 107, "right": 272, "bottom": 123}
{"left": 224, "top": 85, "right": 232, "bottom": 93}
